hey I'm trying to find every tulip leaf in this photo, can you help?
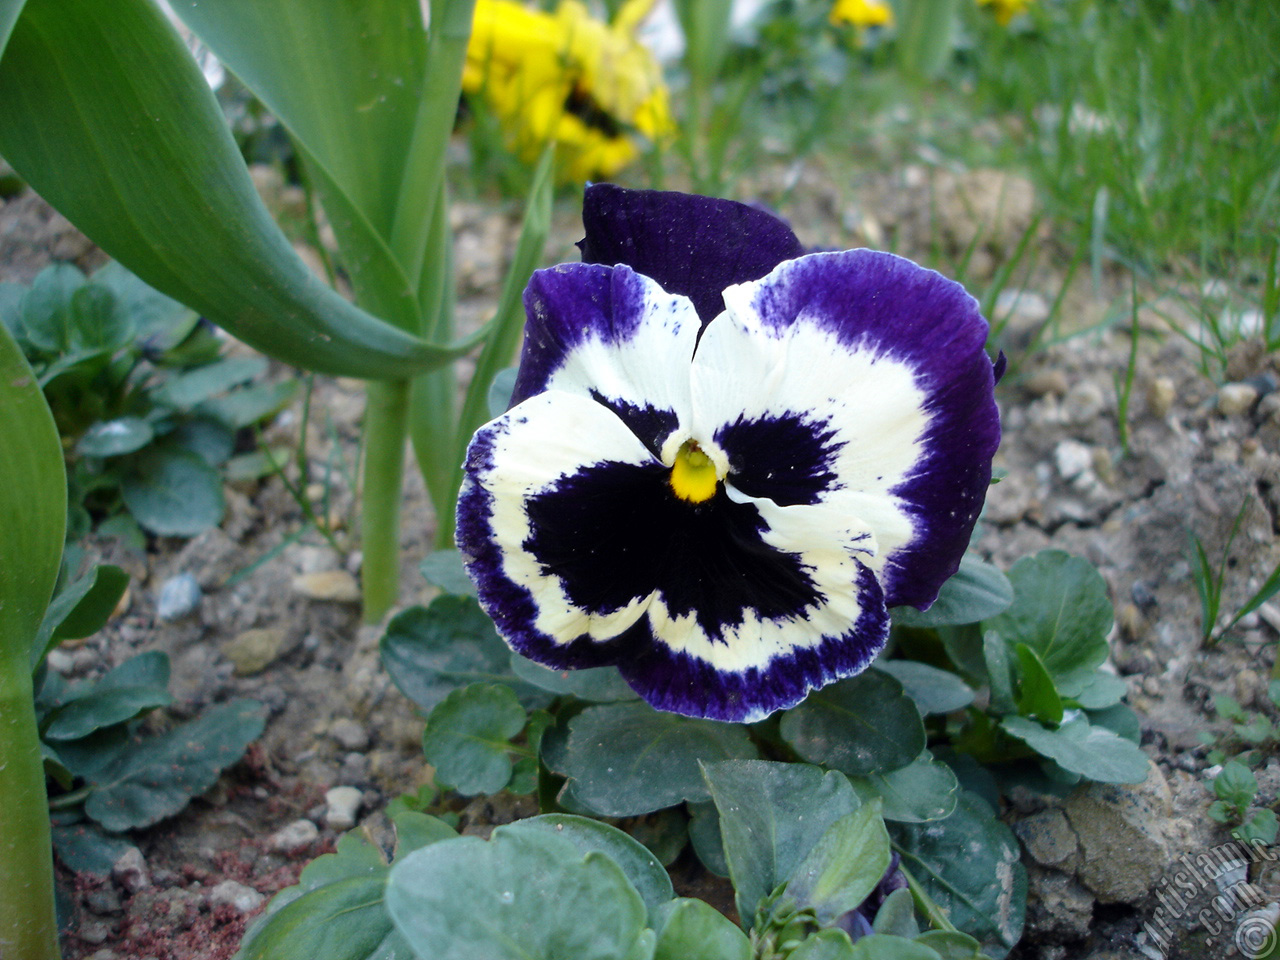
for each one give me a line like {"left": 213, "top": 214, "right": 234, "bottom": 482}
{"left": 702, "top": 759, "right": 860, "bottom": 927}
{"left": 0, "top": 0, "right": 461, "bottom": 378}
{"left": 779, "top": 669, "right": 925, "bottom": 777}
{"left": 891, "top": 791, "right": 1026, "bottom": 959}
{"left": 386, "top": 827, "right": 649, "bottom": 960}
{"left": 559, "top": 702, "right": 758, "bottom": 817}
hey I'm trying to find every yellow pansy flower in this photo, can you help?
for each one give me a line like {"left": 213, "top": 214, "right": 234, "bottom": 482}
{"left": 977, "top": 0, "right": 1033, "bottom": 26}
{"left": 829, "top": 0, "right": 894, "bottom": 30}
{"left": 464, "top": 0, "right": 672, "bottom": 183}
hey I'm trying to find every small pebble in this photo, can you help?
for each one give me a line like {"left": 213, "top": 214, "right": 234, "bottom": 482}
{"left": 339, "top": 752, "right": 371, "bottom": 784}
{"left": 1063, "top": 381, "right": 1106, "bottom": 425}
{"left": 1022, "top": 368, "right": 1069, "bottom": 398}
{"left": 269, "top": 818, "right": 320, "bottom": 853}
{"left": 112, "top": 846, "right": 150, "bottom": 893}
{"left": 1054, "top": 439, "right": 1093, "bottom": 482}
{"left": 222, "top": 628, "right": 289, "bottom": 676}
{"left": 156, "top": 573, "right": 202, "bottom": 621}
{"left": 330, "top": 718, "right": 369, "bottom": 752}
{"left": 325, "top": 786, "right": 364, "bottom": 830}
{"left": 208, "top": 880, "right": 265, "bottom": 914}
{"left": 1218, "top": 382, "right": 1259, "bottom": 417}
{"left": 79, "top": 921, "right": 112, "bottom": 945}
{"left": 84, "top": 887, "right": 124, "bottom": 916}
{"left": 1146, "top": 377, "right": 1176, "bottom": 417}
{"left": 292, "top": 570, "right": 361, "bottom": 603}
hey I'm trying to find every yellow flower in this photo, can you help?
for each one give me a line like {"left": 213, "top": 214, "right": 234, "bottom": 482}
{"left": 977, "top": 0, "right": 1033, "bottom": 26}
{"left": 464, "top": 0, "right": 672, "bottom": 183}
{"left": 829, "top": 0, "right": 894, "bottom": 30}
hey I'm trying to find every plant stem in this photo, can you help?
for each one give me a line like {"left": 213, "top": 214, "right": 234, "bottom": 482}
{"left": 361, "top": 379, "right": 410, "bottom": 622}
{"left": 0, "top": 678, "right": 61, "bottom": 960}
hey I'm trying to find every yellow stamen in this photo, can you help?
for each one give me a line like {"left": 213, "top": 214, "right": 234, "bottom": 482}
{"left": 670, "top": 440, "right": 719, "bottom": 503}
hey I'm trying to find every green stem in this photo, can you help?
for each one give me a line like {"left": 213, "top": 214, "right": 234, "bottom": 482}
{"left": 361, "top": 379, "right": 410, "bottom": 622}
{"left": 893, "top": 859, "right": 959, "bottom": 934}
{"left": 0, "top": 677, "right": 61, "bottom": 960}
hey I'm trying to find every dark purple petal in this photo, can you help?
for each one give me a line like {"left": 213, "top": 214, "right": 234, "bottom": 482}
{"left": 577, "top": 183, "right": 805, "bottom": 325}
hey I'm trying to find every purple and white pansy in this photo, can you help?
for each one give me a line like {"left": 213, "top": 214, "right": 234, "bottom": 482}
{"left": 456, "top": 184, "right": 1001, "bottom": 723}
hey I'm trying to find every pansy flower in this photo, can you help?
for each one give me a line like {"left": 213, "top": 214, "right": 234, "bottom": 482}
{"left": 457, "top": 185, "right": 1001, "bottom": 723}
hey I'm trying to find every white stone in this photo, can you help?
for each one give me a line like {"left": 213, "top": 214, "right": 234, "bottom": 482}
{"left": 111, "top": 846, "right": 150, "bottom": 893}
{"left": 329, "top": 718, "right": 369, "bottom": 752}
{"left": 208, "top": 880, "right": 265, "bottom": 914}
{"left": 1054, "top": 440, "right": 1094, "bottom": 482}
{"left": 325, "top": 786, "right": 364, "bottom": 830}
{"left": 156, "top": 574, "right": 201, "bottom": 621}
{"left": 1218, "top": 382, "right": 1259, "bottom": 417}
{"left": 269, "top": 818, "right": 320, "bottom": 852}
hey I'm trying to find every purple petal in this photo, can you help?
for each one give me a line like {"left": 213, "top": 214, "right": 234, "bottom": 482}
{"left": 577, "top": 183, "right": 804, "bottom": 325}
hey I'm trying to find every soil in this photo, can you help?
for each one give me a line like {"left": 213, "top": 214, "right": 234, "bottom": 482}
{"left": 4, "top": 154, "right": 1278, "bottom": 960}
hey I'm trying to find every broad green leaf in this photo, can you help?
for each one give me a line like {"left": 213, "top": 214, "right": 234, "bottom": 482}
{"left": 504, "top": 814, "right": 675, "bottom": 925}
{"left": 785, "top": 930, "right": 858, "bottom": 960}
{"left": 169, "top": 417, "right": 236, "bottom": 467}
{"left": 983, "top": 632, "right": 1015, "bottom": 713}
{"left": 1214, "top": 760, "right": 1258, "bottom": 806}
{"left": 849, "top": 935, "right": 943, "bottom": 960}
{"left": 912, "top": 930, "right": 987, "bottom": 959}
{"left": 779, "top": 670, "right": 925, "bottom": 777}
{"left": 937, "top": 622, "right": 987, "bottom": 682}
{"left": 0, "top": 320, "right": 64, "bottom": 672}
{"left": 561, "top": 702, "right": 757, "bottom": 817}
{"left": 19, "top": 263, "right": 83, "bottom": 354}
{"left": 847, "top": 755, "right": 959, "bottom": 823}
{"left": 1000, "top": 714, "right": 1149, "bottom": 784}
{"left": 892, "top": 556, "right": 1013, "bottom": 628}
{"left": 50, "top": 823, "right": 135, "bottom": 878}
{"left": 77, "top": 417, "right": 154, "bottom": 458}
{"left": 421, "top": 682, "right": 527, "bottom": 795}
{"left": 199, "top": 379, "right": 299, "bottom": 430}
{"left": 0, "top": 0, "right": 462, "bottom": 378}
{"left": 510, "top": 653, "right": 639, "bottom": 703}
{"left": 120, "top": 448, "right": 225, "bottom": 536}
{"left": 703, "top": 759, "right": 859, "bottom": 927}
{"left": 92, "top": 261, "right": 199, "bottom": 353}
{"left": 891, "top": 791, "right": 1026, "bottom": 959}
{"left": 653, "top": 898, "right": 751, "bottom": 960}
{"left": 487, "top": 367, "right": 519, "bottom": 418}
{"left": 876, "top": 661, "right": 975, "bottom": 715}
{"left": 380, "top": 596, "right": 548, "bottom": 713}
{"left": 1058, "top": 668, "right": 1128, "bottom": 709}
{"left": 871, "top": 888, "right": 918, "bottom": 939}
{"left": 84, "top": 699, "right": 265, "bottom": 831}
{"left": 44, "top": 684, "right": 172, "bottom": 741}
{"left": 1013, "top": 644, "right": 1063, "bottom": 725}
{"left": 0, "top": 0, "right": 24, "bottom": 60}
{"left": 70, "top": 284, "right": 132, "bottom": 353}
{"left": 32, "top": 563, "right": 129, "bottom": 670}
{"left": 419, "top": 549, "right": 479, "bottom": 597}
{"left": 988, "top": 551, "right": 1112, "bottom": 679}
{"left": 687, "top": 802, "right": 729, "bottom": 877}
{"left": 386, "top": 828, "right": 648, "bottom": 960}
{"left": 785, "top": 803, "right": 892, "bottom": 924}
{"left": 1086, "top": 702, "right": 1141, "bottom": 743}
{"left": 154, "top": 357, "right": 267, "bottom": 409}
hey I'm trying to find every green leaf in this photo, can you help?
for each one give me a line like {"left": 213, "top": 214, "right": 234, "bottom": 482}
{"left": 0, "top": 0, "right": 25, "bottom": 61}
{"left": 154, "top": 357, "right": 267, "bottom": 408}
{"left": 892, "top": 556, "right": 1013, "bottom": 628}
{"left": 77, "top": 417, "right": 155, "bottom": 458}
{"left": 120, "top": 447, "right": 225, "bottom": 536}
{"left": 487, "top": 367, "right": 519, "bottom": 418}
{"left": 92, "top": 260, "right": 199, "bottom": 353}
{"left": 987, "top": 551, "right": 1112, "bottom": 679}
{"left": 891, "top": 791, "right": 1026, "bottom": 959}
{"left": 1235, "top": 808, "right": 1278, "bottom": 845}
{"left": 19, "top": 263, "right": 83, "bottom": 354}
{"left": 510, "top": 653, "right": 639, "bottom": 703}
{"left": 687, "top": 802, "right": 729, "bottom": 877}
{"left": 0, "top": 320, "right": 64, "bottom": 673}
{"left": 876, "top": 661, "right": 975, "bottom": 715}
{"left": 560, "top": 702, "right": 757, "bottom": 817}
{"left": 871, "top": 888, "right": 918, "bottom": 939}
{"left": 785, "top": 930, "right": 858, "bottom": 960}
{"left": 32, "top": 563, "right": 129, "bottom": 670}
{"left": 1013, "top": 644, "right": 1063, "bottom": 725}
{"left": 1215, "top": 760, "right": 1259, "bottom": 806}
{"left": 1000, "top": 714, "right": 1149, "bottom": 784}
{"left": 70, "top": 284, "right": 132, "bottom": 352}
{"left": 386, "top": 827, "right": 649, "bottom": 960}
{"left": 847, "top": 755, "right": 959, "bottom": 823}
{"left": 1086, "top": 702, "right": 1141, "bottom": 744}
{"left": 937, "top": 623, "right": 987, "bottom": 682}
{"left": 1059, "top": 669, "right": 1127, "bottom": 709}
{"left": 44, "top": 682, "right": 171, "bottom": 741}
{"left": 0, "top": 0, "right": 462, "bottom": 378}
{"left": 380, "top": 596, "right": 548, "bottom": 713}
{"left": 779, "top": 670, "right": 925, "bottom": 777}
{"left": 785, "top": 803, "right": 892, "bottom": 924}
{"left": 849, "top": 935, "right": 943, "bottom": 960}
{"left": 503, "top": 814, "right": 675, "bottom": 925}
{"left": 702, "top": 759, "right": 859, "bottom": 927}
{"left": 912, "top": 930, "right": 987, "bottom": 959}
{"left": 50, "top": 823, "right": 136, "bottom": 878}
{"left": 421, "top": 682, "right": 527, "bottom": 795}
{"left": 653, "top": 898, "right": 751, "bottom": 960}
{"left": 419, "top": 549, "right": 478, "bottom": 597}
{"left": 983, "top": 633, "right": 1015, "bottom": 714}
{"left": 169, "top": 417, "right": 236, "bottom": 467}
{"left": 84, "top": 699, "right": 264, "bottom": 831}
{"left": 199, "top": 379, "right": 298, "bottom": 429}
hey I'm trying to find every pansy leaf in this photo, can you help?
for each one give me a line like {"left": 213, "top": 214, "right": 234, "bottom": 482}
{"left": 502, "top": 814, "right": 674, "bottom": 925}
{"left": 687, "top": 802, "right": 730, "bottom": 877}
{"left": 785, "top": 802, "right": 892, "bottom": 925}
{"left": 83, "top": 699, "right": 265, "bottom": 832}
{"left": 912, "top": 930, "right": 988, "bottom": 959}
{"left": 891, "top": 791, "right": 1026, "bottom": 959}
{"left": 1086, "top": 702, "right": 1141, "bottom": 743}
{"left": 199, "top": 379, "right": 299, "bottom": 430}
{"left": 779, "top": 670, "right": 924, "bottom": 777}
{"left": 848, "top": 936, "right": 943, "bottom": 960}
{"left": 50, "top": 823, "right": 136, "bottom": 879}
{"left": 69, "top": 284, "right": 132, "bottom": 353}
{"left": 987, "top": 551, "right": 1112, "bottom": 680}
{"left": 876, "top": 661, "right": 975, "bottom": 715}
{"left": 153, "top": 357, "right": 267, "bottom": 409}
{"left": 120, "top": 448, "right": 225, "bottom": 537}
{"left": 1058, "top": 668, "right": 1128, "bottom": 709}
{"left": 871, "top": 888, "right": 919, "bottom": 939}
{"left": 386, "top": 827, "right": 649, "bottom": 960}
{"left": 91, "top": 261, "right": 199, "bottom": 353}
{"left": 982, "top": 632, "right": 1016, "bottom": 714}
{"left": 31, "top": 563, "right": 129, "bottom": 670}
{"left": 18, "top": 263, "right": 83, "bottom": 354}
{"left": 559, "top": 702, "right": 757, "bottom": 817}
{"left": 846, "top": 755, "right": 959, "bottom": 823}
{"left": 380, "top": 596, "right": 548, "bottom": 713}
{"left": 1013, "top": 644, "right": 1063, "bottom": 726}
{"left": 421, "top": 683, "right": 527, "bottom": 795}
{"left": 419, "top": 549, "right": 479, "bottom": 598}
{"left": 785, "top": 930, "right": 859, "bottom": 960}
{"left": 892, "top": 556, "right": 1013, "bottom": 629}
{"left": 702, "top": 759, "right": 860, "bottom": 927}
{"left": 487, "top": 366, "right": 519, "bottom": 418}
{"left": 937, "top": 623, "right": 988, "bottom": 683}
{"left": 77, "top": 417, "right": 155, "bottom": 458}
{"left": 653, "top": 898, "right": 752, "bottom": 960}
{"left": 509, "top": 653, "right": 638, "bottom": 702}
{"left": 1000, "top": 714, "right": 1149, "bottom": 784}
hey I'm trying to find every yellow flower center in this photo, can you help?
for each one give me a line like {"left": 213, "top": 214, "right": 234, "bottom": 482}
{"left": 670, "top": 440, "right": 719, "bottom": 503}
